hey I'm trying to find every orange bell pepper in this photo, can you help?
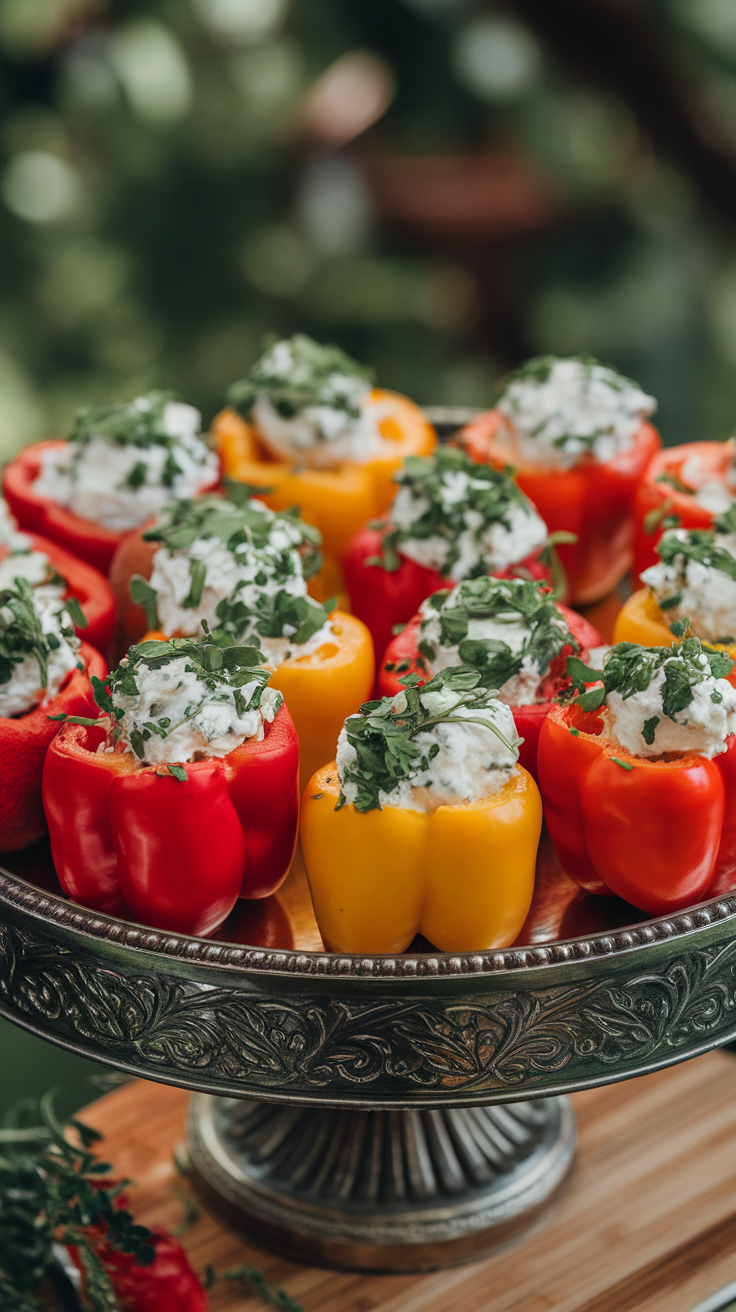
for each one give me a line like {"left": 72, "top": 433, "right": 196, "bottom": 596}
{"left": 213, "top": 388, "right": 436, "bottom": 590}
{"left": 301, "top": 761, "right": 542, "bottom": 954}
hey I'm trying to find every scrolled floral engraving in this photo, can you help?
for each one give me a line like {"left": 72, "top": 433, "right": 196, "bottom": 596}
{"left": 2, "top": 919, "right": 736, "bottom": 1100}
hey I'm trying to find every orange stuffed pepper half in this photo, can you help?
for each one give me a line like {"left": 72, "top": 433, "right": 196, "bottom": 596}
{"left": 460, "top": 355, "right": 661, "bottom": 605}
{"left": 301, "top": 668, "right": 543, "bottom": 955}
{"left": 213, "top": 334, "right": 436, "bottom": 601}
{"left": 112, "top": 486, "right": 373, "bottom": 789}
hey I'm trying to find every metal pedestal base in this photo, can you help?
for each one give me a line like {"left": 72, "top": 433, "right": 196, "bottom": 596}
{"left": 187, "top": 1095, "right": 577, "bottom": 1273}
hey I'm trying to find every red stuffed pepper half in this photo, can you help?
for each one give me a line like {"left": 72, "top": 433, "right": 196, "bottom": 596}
{"left": 460, "top": 355, "right": 661, "bottom": 605}
{"left": 0, "top": 577, "right": 105, "bottom": 853}
{"left": 633, "top": 438, "right": 736, "bottom": 584}
{"left": 379, "top": 576, "right": 603, "bottom": 780}
{"left": 43, "top": 633, "right": 300, "bottom": 934}
{"left": 0, "top": 495, "right": 114, "bottom": 651}
{"left": 537, "top": 634, "right": 736, "bottom": 913}
{"left": 343, "top": 445, "right": 557, "bottom": 665}
{"left": 3, "top": 391, "right": 220, "bottom": 574}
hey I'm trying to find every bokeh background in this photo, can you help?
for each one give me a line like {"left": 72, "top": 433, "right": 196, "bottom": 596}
{"left": 4, "top": 0, "right": 736, "bottom": 1112}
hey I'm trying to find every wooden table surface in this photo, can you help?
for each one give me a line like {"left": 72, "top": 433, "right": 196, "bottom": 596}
{"left": 81, "top": 1047, "right": 736, "bottom": 1312}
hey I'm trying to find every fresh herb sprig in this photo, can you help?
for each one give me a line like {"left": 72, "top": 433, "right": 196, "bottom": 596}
{"left": 418, "top": 577, "right": 575, "bottom": 692}
{"left": 0, "top": 1091, "right": 155, "bottom": 1312}
{"left": 373, "top": 447, "right": 534, "bottom": 576}
{"left": 337, "top": 667, "right": 518, "bottom": 812}
{"left": 655, "top": 511, "right": 736, "bottom": 588}
{"left": 213, "top": 588, "right": 335, "bottom": 649}
{"left": 566, "top": 637, "right": 734, "bottom": 721}
{"left": 0, "top": 578, "right": 84, "bottom": 690}
{"left": 228, "top": 333, "right": 373, "bottom": 421}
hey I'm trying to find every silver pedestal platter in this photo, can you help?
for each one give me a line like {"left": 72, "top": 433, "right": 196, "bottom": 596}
{"left": 2, "top": 849, "right": 736, "bottom": 1270}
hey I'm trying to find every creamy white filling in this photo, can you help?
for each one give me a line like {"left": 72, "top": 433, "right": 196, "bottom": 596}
{"left": 111, "top": 655, "right": 282, "bottom": 765}
{"left": 604, "top": 658, "right": 736, "bottom": 759}
{"left": 253, "top": 393, "right": 390, "bottom": 469}
{"left": 391, "top": 484, "right": 547, "bottom": 580}
{"left": 496, "top": 358, "right": 656, "bottom": 469}
{"left": 418, "top": 596, "right": 568, "bottom": 705}
{"left": 693, "top": 481, "right": 734, "bottom": 515}
{"left": 33, "top": 401, "right": 219, "bottom": 532}
{"left": 150, "top": 536, "right": 307, "bottom": 638}
{"left": 259, "top": 620, "right": 335, "bottom": 668}
{"left": 641, "top": 529, "right": 736, "bottom": 644}
{"left": 0, "top": 587, "right": 81, "bottom": 718}
{"left": 0, "top": 551, "right": 55, "bottom": 590}
{"left": 0, "top": 497, "right": 32, "bottom": 551}
{"left": 336, "top": 688, "right": 519, "bottom": 813}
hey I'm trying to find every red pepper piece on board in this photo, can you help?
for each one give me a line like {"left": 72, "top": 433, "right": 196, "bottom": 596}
{"left": 343, "top": 517, "right": 552, "bottom": 673}
{"left": 0, "top": 642, "right": 106, "bottom": 854}
{"left": 378, "top": 602, "right": 603, "bottom": 782}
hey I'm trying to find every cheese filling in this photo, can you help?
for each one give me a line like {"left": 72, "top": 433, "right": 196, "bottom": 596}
{"left": 495, "top": 356, "right": 656, "bottom": 469}
{"left": 378, "top": 448, "right": 547, "bottom": 580}
{"left": 336, "top": 671, "right": 520, "bottom": 814}
{"left": 641, "top": 525, "right": 736, "bottom": 645}
{"left": 33, "top": 393, "right": 218, "bottom": 532}
{"left": 416, "top": 577, "right": 574, "bottom": 706}
{"left": 228, "top": 333, "right": 390, "bottom": 469}
{"left": 0, "top": 580, "right": 82, "bottom": 718}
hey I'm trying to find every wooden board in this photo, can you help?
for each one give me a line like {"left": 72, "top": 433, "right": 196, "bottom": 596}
{"left": 82, "top": 1048, "right": 736, "bottom": 1312}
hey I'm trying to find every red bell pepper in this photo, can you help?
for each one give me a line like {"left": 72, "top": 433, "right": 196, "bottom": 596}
{"left": 344, "top": 518, "right": 552, "bottom": 671}
{"left": 632, "top": 440, "right": 735, "bottom": 584}
{"left": 3, "top": 440, "right": 219, "bottom": 575}
{"left": 0, "top": 531, "right": 115, "bottom": 652}
{"left": 0, "top": 642, "right": 105, "bottom": 854}
{"left": 81, "top": 1229, "right": 208, "bottom": 1312}
{"left": 537, "top": 702, "right": 734, "bottom": 913}
{"left": 461, "top": 410, "right": 661, "bottom": 605}
{"left": 43, "top": 702, "right": 300, "bottom": 931}
{"left": 379, "top": 601, "right": 602, "bottom": 780}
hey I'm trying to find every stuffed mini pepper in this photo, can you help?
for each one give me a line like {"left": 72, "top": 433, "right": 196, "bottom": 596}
{"left": 0, "top": 496, "right": 114, "bottom": 652}
{"left": 615, "top": 509, "right": 736, "bottom": 679}
{"left": 43, "top": 634, "right": 299, "bottom": 933}
{"left": 112, "top": 489, "right": 374, "bottom": 787}
{"left": 538, "top": 636, "right": 736, "bottom": 912}
{"left": 0, "top": 577, "right": 105, "bottom": 853}
{"left": 343, "top": 446, "right": 554, "bottom": 664}
{"left": 301, "top": 669, "right": 542, "bottom": 954}
{"left": 3, "top": 391, "right": 219, "bottom": 574}
{"left": 633, "top": 439, "right": 736, "bottom": 582}
{"left": 379, "top": 577, "right": 603, "bottom": 779}
{"left": 461, "top": 355, "right": 661, "bottom": 604}
{"left": 213, "top": 334, "right": 436, "bottom": 599}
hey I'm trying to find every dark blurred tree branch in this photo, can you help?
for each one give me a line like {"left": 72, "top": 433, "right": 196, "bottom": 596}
{"left": 507, "top": 0, "right": 736, "bottom": 227}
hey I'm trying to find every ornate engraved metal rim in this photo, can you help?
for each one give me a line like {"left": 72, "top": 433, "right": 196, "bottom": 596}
{"left": 2, "top": 865, "right": 736, "bottom": 981}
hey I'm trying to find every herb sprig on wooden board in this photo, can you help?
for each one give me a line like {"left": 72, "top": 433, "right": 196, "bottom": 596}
{"left": 566, "top": 637, "right": 734, "bottom": 719}
{"left": 228, "top": 333, "right": 373, "bottom": 421}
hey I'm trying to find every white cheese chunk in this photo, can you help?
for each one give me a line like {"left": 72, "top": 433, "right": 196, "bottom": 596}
{"left": 641, "top": 528, "right": 736, "bottom": 645}
{"left": 605, "top": 657, "right": 736, "bottom": 759}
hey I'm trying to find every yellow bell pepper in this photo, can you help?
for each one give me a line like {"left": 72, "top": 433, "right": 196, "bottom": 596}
{"left": 212, "top": 388, "right": 437, "bottom": 601}
{"left": 300, "top": 763, "right": 542, "bottom": 954}
{"left": 143, "top": 611, "right": 374, "bottom": 792}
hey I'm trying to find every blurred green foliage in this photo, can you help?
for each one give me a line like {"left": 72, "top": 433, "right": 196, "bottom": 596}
{"left": 0, "top": 0, "right": 735, "bottom": 462}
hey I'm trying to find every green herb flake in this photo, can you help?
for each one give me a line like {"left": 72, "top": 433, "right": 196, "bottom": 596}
{"left": 611, "top": 756, "right": 634, "bottom": 771}
{"left": 642, "top": 715, "right": 660, "bottom": 745}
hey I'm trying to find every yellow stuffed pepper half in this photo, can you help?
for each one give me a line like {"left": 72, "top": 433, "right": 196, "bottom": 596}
{"left": 213, "top": 334, "right": 436, "bottom": 601}
{"left": 614, "top": 510, "right": 736, "bottom": 684}
{"left": 128, "top": 488, "right": 374, "bottom": 789}
{"left": 301, "top": 669, "right": 543, "bottom": 955}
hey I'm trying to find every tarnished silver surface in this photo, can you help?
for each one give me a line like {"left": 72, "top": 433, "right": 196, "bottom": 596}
{"left": 187, "top": 1093, "right": 576, "bottom": 1271}
{"left": 2, "top": 867, "right": 736, "bottom": 1107}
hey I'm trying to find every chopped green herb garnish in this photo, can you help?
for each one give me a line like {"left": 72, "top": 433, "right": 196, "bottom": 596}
{"left": 611, "top": 757, "right": 634, "bottom": 771}
{"left": 228, "top": 333, "right": 373, "bottom": 423}
{"left": 0, "top": 578, "right": 80, "bottom": 692}
{"left": 566, "top": 637, "right": 734, "bottom": 724}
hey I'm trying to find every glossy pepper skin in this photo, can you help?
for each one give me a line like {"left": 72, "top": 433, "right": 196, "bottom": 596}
{"left": 141, "top": 614, "right": 375, "bottom": 793}
{"left": 0, "top": 642, "right": 106, "bottom": 854}
{"left": 537, "top": 702, "right": 736, "bottom": 913}
{"left": 3, "top": 439, "right": 220, "bottom": 575}
{"left": 301, "top": 762, "right": 542, "bottom": 954}
{"left": 43, "top": 702, "right": 300, "bottom": 929}
{"left": 632, "top": 441, "right": 733, "bottom": 584}
{"left": 460, "top": 410, "right": 661, "bottom": 605}
{"left": 613, "top": 588, "right": 736, "bottom": 688}
{"left": 0, "top": 531, "right": 115, "bottom": 652}
{"left": 213, "top": 389, "right": 436, "bottom": 589}
{"left": 343, "top": 519, "right": 552, "bottom": 672}
{"left": 378, "top": 602, "right": 603, "bottom": 780}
